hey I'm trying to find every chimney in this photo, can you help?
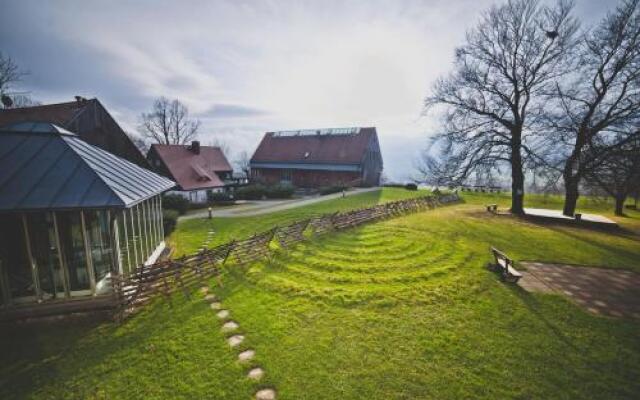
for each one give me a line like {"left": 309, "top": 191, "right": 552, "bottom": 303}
{"left": 190, "top": 140, "right": 200, "bottom": 154}
{"left": 74, "top": 95, "right": 87, "bottom": 105}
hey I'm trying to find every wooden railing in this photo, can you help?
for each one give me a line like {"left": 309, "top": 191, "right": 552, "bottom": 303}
{"left": 112, "top": 192, "right": 460, "bottom": 320}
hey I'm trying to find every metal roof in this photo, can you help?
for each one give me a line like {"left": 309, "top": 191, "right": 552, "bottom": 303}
{"left": 0, "top": 123, "right": 175, "bottom": 211}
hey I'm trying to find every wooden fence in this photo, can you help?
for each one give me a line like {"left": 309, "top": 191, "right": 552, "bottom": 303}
{"left": 112, "top": 192, "right": 460, "bottom": 320}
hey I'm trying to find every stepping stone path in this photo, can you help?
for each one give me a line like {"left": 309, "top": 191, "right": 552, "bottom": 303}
{"left": 255, "top": 388, "right": 276, "bottom": 400}
{"left": 228, "top": 334, "right": 244, "bottom": 347}
{"left": 248, "top": 367, "right": 264, "bottom": 381}
{"left": 222, "top": 321, "right": 239, "bottom": 332}
{"left": 238, "top": 349, "right": 255, "bottom": 362}
{"left": 204, "top": 294, "right": 217, "bottom": 302}
{"left": 203, "top": 273, "right": 275, "bottom": 399}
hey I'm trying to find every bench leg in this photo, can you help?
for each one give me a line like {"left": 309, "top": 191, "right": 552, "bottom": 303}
{"left": 505, "top": 274, "right": 520, "bottom": 284}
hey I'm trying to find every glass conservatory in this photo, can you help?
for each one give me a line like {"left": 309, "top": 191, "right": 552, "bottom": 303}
{"left": 0, "top": 122, "right": 175, "bottom": 310}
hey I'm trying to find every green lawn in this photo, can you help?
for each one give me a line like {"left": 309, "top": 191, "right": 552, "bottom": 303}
{"left": 2, "top": 188, "right": 639, "bottom": 399}
{"left": 170, "top": 187, "right": 430, "bottom": 256}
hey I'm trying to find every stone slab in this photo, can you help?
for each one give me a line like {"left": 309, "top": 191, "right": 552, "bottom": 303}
{"left": 248, "top": 367, "right": 264, "bottom": 380}
{"left": 222, "top": 321, "right": 239, "bottom": 331}
{"left": 228, "top": 335, "right": 244, "bottom": 347}
{"left": 255, "top": 388, "right": 276, "bottom": 400}
{"left": 238, "top": 349, "right": 255, "bottom": 362}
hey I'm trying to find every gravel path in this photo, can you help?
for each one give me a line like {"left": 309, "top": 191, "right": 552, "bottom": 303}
{"left": 179, "top": 187, "right": 380, "bottom": 220}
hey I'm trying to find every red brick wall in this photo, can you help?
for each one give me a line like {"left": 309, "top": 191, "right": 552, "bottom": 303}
{"left": 252, "top": 168, "right": 361, "bottom": 188}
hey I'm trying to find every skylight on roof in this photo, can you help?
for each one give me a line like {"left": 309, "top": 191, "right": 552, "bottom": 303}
{"left": 272, "top": 127, "right": 360, "bottom": 137}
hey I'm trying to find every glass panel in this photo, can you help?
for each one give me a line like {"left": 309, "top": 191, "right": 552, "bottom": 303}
{"left": 128, "top": 208, "right": 139, "bottom": 269}
{"left": 26, "top": 212, "right": 65, "bottom": 300}
{"left": 143, "top": 201, "right": 151, "bottom": 257}
{"left": 0, "top": 214, "right": 34, "bottom": 300}
{"left": 57, "top": 211, "right": 91, "bottom": 293}
{"left": 117, "top": 212, "right": 131, "bottom": 275}
{"left": 135, "top": 204, "right": 145, "bottom": 264}
{"left": 84, "top": 210, "right": 114, "bottom": 294}
{"left": 147, "top": 200, "right": 156, "bottom": 255}
{"left": 152, "top": 197, "right": 159, "bottom": 246}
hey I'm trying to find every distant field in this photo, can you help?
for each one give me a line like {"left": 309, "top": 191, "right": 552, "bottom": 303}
{"left": 1, "top": 188, "right": 639, "bottom": 399}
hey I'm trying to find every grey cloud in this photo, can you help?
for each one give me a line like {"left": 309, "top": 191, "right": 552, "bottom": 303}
{"left": 198, "top": 103, "right": 269, "bottom": 119}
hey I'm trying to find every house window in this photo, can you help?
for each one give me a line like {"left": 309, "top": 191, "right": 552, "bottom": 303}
{"left": 281, "top": 169, "right": 292, "bottom": 183}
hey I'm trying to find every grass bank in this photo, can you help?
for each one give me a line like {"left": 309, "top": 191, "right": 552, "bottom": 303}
{"left": 1, "top": 188, "right": 639, "bottom": 399}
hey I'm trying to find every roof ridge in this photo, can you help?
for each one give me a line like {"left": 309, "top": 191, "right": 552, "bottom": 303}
{"left": 0, "top": 99, "right": 95, "bottom": 112}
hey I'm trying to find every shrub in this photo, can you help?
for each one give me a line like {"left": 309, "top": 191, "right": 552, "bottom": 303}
{"left": 162, "top": 194, "right": 189, "bottom": 215}
{"left": 319, "top": 185, "right": 347, "bottom": 195}
{"left": 162, "top": 209, "right": 179, "bottom": 236}
{"left": 266, "top": 183, "right": 295, "bottom": 199}
{"left": 207, "top": 191, "right": 233, "bottom": 203}
{"left": 235, "top": 183, "right": 295, "bottom": 200}
{"left": 235, "top": 184, "right": 267, "bottom": 200}
{"left": 404, "top": 183, "right": 418, "bottom": 191}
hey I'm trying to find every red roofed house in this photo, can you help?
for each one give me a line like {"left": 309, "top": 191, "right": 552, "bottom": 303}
{"left": 147, "top": 141, "right": 233, "bottom": 203}
{"left": 250, "top": 127, "right": 383, "bottom": 188}
{"left": 0, "top": 96, "right": 149, "bottom": 168}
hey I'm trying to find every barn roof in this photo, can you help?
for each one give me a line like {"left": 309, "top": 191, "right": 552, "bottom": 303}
{"left": 0, "top": 97, "right": 149, "bottom": 168}
{"left": 149, "top": 143, "right": 233, "bottom": 191}
{"left": 0, "top": 100, "right": 85, "bottom": 127}
{"left": 0, "top": 122, "right": 174, "bottom": 212}
{"left": 250, "top": 127, "right": 377, "bottom": 166}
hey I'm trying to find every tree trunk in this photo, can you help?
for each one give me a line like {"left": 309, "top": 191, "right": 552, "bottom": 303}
{"left": 563, "top": 175, "right": 579, "bottom": 216}
{"left": 562, "top": 152, "right": 580, "bottom": 217}
{"left": 614, "top": 193, "right": 626, "bottom": 216}
{"left": 510, "top": 140, "right": 525, "bottom": 215}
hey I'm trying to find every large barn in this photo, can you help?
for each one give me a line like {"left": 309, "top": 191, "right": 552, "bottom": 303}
{"left": 250, "top": 127, "right": 383, "bottom": 188}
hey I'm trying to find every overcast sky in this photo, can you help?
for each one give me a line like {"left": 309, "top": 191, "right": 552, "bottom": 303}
{"left": 0, "top": 0, "right": 616, "bottom": 180}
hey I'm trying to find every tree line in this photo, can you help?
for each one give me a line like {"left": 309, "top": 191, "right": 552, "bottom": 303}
{"left": 421, "top": 0, "right": 640, "bottom": 216}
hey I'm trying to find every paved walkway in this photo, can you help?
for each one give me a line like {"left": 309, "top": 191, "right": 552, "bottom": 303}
{"left": 519, "top": 262, "right": 640, "bottom": 319}
{"left": 179, "top": 187, "right": 381, "bottom": 220}
{"left": 523, "top": 208, "right": 618, "bottom": 227}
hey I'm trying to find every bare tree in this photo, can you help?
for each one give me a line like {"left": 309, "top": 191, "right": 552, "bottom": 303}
{"left": 547, "top": 0, "right": 640, "bottom": 216}
{"left": 424, "top": 0, "right": 578, "bottom": 214}
{"left": 0, "top": 52, "right": 40, "bottom": 109}
{"left": 139, "top": 97, "right": 200, "bottom": 145}
{"left": 584, "top": 136, "right": 640, "bottom": 215}
{"left": 234, "top": 150, "right": 251, "bottom": 176}
{"left": 10, "top": 94, "right": 41, "bottom": 108}
{"left": 0, "top": 52, "right": 22, "bottom": 96}
{"left": 126, "top": 132, "right": 149, "bottom": 155}
{"left": 207, "top": 138, "right": 231, "bottom": 157}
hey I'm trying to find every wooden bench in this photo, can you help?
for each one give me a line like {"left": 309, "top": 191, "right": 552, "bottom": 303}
{"left": 486, "top": 204, "right": 497, "bottom": 212}
{"left": 490, "top": 247, "right": 522, "bottom": 283}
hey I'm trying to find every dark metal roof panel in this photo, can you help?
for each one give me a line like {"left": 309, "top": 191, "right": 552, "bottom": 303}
{"left": 64, "top": 136, "right": 174, "bottom": 206}
{"left": 0, "top": 128, "right": 174, "bottom": 212}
